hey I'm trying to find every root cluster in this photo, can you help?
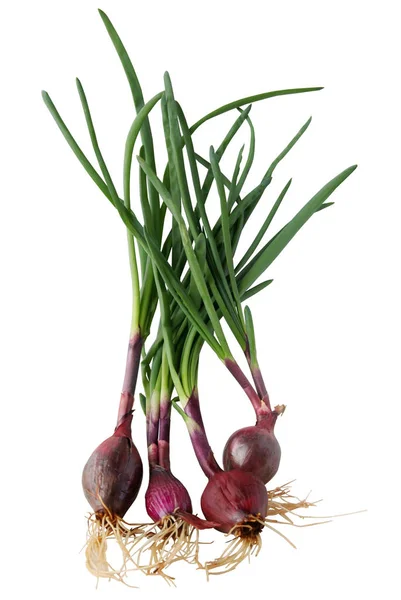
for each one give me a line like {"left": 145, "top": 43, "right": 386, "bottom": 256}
{"left": 85, "top": 509, "right": 202, "bottom": 586}
{"left": 85, "top": 482, "right": 338, "bottom": 583}
{"left": 85, "top": 510, "right": 144, "bottom": 585}
{"left": 203, "top": 481, "right": 323, "bottom": 577}
{"left": 124, "top": 513, "right": 202, "bottom": 585}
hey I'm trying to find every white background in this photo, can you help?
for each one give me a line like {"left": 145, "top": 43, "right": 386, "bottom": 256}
{"left": 1, "top": 0, "right": 400, "bottom": 598}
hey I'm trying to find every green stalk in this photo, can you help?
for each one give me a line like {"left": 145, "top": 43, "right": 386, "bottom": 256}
{"left": 176, "top": 109, "right": 242, "bottom": 331}
{"left": 153, "top": 267, "right": 189, "bottom": 407}
{"left": 75, "top": 78, "right": 141, "bottom": 335}
{"left": 138, "top": 157, "right": 233, "bottom": 359}
{"left": 180, "top": 326, "right": 199, "bottom": 397}
{"left": 122, "top": 91, "right": 163, "bottom": 333}
{"left": 210, "top": 146, "right": 245, "bottom": 329}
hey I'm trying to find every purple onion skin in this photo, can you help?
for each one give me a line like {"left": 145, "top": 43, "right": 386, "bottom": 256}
{"left": 145, "top": 466, "right": 192, "bottom": 522}
{"left": 201, "top": 470, "right": 268, "bottom": 533}
{"left": 82, "top": 414, "right": 143, "bottom": 517}
{"left": 223, "top": 424, "right": 281, "bottom": 484}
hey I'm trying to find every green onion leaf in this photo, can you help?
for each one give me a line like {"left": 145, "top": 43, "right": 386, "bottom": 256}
{"left": 236, "top": 178, "right": 292, "bottom": 272}
{"left": 190, "top": 234, "right": 207, "bottom": 309}
{"left": 210, "top": 146, "right": 245, "bottom": 328}
{"left": 98, "top": 9, "right": 161, "bottom": 233}
{"left": 123, "top": 92, "right": 163, "bottom": 212}
{"left": 137, "top": 156, "right": 234, "bottom": 358}
{"left": 238, "top": 165, "right": 357, "bottom": 293}
{"left": 244, "top": 306, "right": 257, "bottom": 367}
{"left": 190, "top": 87, "right": 323, "bottom": 133}
{"left": 42, "top": 91, "right": 111, "bottom": 201}
{"left": 264, "top": 117, "right": 312, "bottom": 180}
{"left": 139, "top": 393, "right": 147, "bottom": 416}
{"left": 241, "top": 279, "right": 274, "bottom": 301}
{"left": 229, "top": 109, "right": 255, "bottom": 209}
{"left": 164, "top": 72, "right": 200, "bottom": 238}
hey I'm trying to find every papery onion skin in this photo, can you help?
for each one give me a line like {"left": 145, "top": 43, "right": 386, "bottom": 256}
{"left": 201, "top": 469, "right": 268, "bottom": 533}
{"left": 145, "top": 466, "right": 192, "bottom": 522}
{"left": 82, "top": 414, "right": 143, "bottom": 517}
{"left": 223, "top": 425, "right": 281, "bottom": 484}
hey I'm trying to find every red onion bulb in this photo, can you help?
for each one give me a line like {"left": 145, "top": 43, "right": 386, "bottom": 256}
{"left": 201, "top": 470, "right": 268, "bottom": 534}
{"left": 223, "top": 424, "right": 281, "bottom": 484}
{"left": 145, "top": 466, "right": 192, "bottom": 522}
{"left": 82, "top": 414, "right": 143, "bottom": 518}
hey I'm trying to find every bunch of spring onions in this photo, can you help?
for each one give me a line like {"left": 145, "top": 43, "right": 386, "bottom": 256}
{"left": 42, "top": 9, "right": 356, "bottom": 584}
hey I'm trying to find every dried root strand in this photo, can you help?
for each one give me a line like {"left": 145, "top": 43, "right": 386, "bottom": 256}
{"left": 124, "top": 513, "right": 202, "bottom": 585}
{"left": 266, "top": 480, "right": 329, "bottom": 529}
{"left": 203, "top": 516, "right": 263, "bottom": 578}
{"left": 85, "top": 508, "right": 145, "bottom": 586}
{"left": 204, "top": 481, "right": 325, "bottom": 577}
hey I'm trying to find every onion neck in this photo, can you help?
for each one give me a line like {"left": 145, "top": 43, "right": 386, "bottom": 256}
{"left": 158, "top": 391, "right": 172, "bottom": 470}
{"left": 244, "top": 339, "right": 271, "bottom": 409}
{"left": 147, "top": 443, "right": 159, "bottom": 468}
{"left": 224, "top": 358, "right": 263, "bottom": 414}
{"left": 116, "top": 331, "right": 143, "bottom": 427}
{"left": 184, "top": 388, "right": 222, "bottom": 479}
{"left": 256, "top": 403, "right": 285, "bottom": 431}
{"left": 114, "top": 412, "right": 134, "bottom": 438}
